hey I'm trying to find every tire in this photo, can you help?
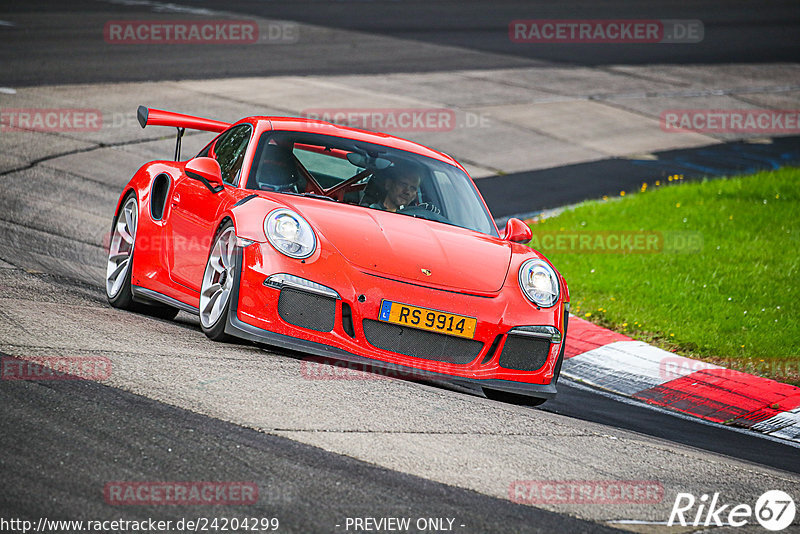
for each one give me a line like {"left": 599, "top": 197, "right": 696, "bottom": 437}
{"left": 142, "top": 304, "right": 180, "bottom": 321}
{"left": 105, "top": 192, "right": 179, "bottom": 320}
{"left": 106, "top": 193, "right": 138, "bottom": 309}
{"left": 199, "top": 221, "right": 236, "bottom": 342}
{"left": 483, "top": 388, "right": 548, "bottom": 407}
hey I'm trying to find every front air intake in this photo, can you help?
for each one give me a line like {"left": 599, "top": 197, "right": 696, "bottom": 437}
{"left": 362, "top": 319, "right": 483, "bottom": 365}
{"left": 497, "top": 335, "right": 551, "bottom": 372}
{"left": 277, "top": 288, "right": 336, "bottom": 332}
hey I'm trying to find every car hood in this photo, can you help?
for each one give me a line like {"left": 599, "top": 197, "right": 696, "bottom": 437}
{"left": 282, "top": 198, "right": 511, "bottom": 293}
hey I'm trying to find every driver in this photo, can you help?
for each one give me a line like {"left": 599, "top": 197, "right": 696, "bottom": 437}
{"left": 370, "top": 165, "right": 420, "bottom": 212}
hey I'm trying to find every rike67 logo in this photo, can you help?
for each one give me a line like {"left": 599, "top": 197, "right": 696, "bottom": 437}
{"left": 669, "top": 490, "right": 796, "bottom": 531}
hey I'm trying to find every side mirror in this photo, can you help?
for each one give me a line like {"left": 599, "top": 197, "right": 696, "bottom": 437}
{"left": 185, "top": 157, "right": 224, "bottom": 193}
{"left": 503, "top": 218, "right": 532, "bottom": 243}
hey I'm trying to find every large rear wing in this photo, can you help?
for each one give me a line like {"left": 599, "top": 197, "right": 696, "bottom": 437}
{"left": 137, "top": 105, "right": 232, "bottom": 160}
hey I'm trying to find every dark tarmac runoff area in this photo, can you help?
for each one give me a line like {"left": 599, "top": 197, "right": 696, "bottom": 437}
{"left": 0, "top": 1, "right": 797, "bottom": 85}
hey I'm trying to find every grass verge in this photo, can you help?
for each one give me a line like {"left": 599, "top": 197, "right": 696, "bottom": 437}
{"left": 529, "top": 167, "right": 799, "bottom": 385}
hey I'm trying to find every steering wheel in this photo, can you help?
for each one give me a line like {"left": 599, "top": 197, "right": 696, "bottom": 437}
{"left": 399, "top": 204, "right": 448, "bottom": 223}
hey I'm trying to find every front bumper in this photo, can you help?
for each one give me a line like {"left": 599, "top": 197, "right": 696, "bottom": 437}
{"left": 226, "top": 244, "right": 567, "bottom": 399}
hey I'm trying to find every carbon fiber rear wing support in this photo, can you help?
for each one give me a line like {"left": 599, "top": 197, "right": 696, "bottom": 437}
{"left": 174, "top": 127, "right": 185, "bottom": 161}
{"left": 137, "top": 105, "right": 231, "bottom": 162}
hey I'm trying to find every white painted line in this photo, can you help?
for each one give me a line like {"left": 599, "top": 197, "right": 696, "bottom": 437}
{"left": 562, "top": 340, "right": 720, "bottom": 396}
{"left": 0, "top": 87, "right": 17, "bottom": 94}
{"left": 753, "top": 407, "right": 800, "bottom": 441}
{"left": 561, "top": 330, "right": 800, "bottom": 443}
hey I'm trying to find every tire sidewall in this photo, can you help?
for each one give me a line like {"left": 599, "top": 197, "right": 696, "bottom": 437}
{"left": 106, "top": 192, "right": 137, "bottom": 308}
{"left": 200, "top": 221, "right": 235, "bottom": 340}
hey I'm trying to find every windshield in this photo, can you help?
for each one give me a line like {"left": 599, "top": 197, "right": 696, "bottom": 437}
{"left": 246, "top": 131, "right": 497, "bottom": 237}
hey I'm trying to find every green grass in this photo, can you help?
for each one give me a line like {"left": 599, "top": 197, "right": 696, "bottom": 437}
{"left": 529, "top": 167, "right": 800, "bottom": 385}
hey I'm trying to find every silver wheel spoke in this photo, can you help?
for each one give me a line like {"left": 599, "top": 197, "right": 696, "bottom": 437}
{"left": 109, "top": 267, "right": 127, "bottom": 296}
{"left": 202, "top": 288, "right": 222, "bottom": 316}
{"left": 210, "top": 289, "right": 229, "bottom": 321}
{"left": 202, "top": 282, "right": 222, "bottom": 298}
{"left": 124, "top": 207, "right": 136, "bottom": 237}
{"left": 215, "top": 240, "right": 228, "bottom": 270}
{"left": 117, "top": 221, "right": 133, "bottom": 245}
{"left": 226, "top": 235, "right": 235, "bottom": 265}
{"left": 107, "top": 258, "right": 128, "bottom": 281}
{"left": 211, "top": 254, "right": 225, "bottom": 273}
{"left": 208, "top": 240, "right": 222, "bottom": 271}
{"left": 220, "top": 238, "right": 232, "bottom": 269}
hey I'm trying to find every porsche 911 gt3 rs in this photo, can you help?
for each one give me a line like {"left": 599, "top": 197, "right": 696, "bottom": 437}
{"left": 106, "top": 106, "right": 570, "bottom": 404}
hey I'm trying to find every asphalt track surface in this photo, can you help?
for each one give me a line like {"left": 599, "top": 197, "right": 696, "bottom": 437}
{"left": 0, "top": 358, "right": 619, "bottom": 533}
{"left": 2, "top": 1, "right": 800, "bottom": 532}
{"left": 1, "top": 0, "right": 799, "bottom": 86}
{"left": 481, "top": 135, "right": 800, "bottom": 219}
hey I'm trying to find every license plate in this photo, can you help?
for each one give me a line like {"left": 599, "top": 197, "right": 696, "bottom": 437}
{"left": 378, "top": 300, "right": 477, "bottom": 339}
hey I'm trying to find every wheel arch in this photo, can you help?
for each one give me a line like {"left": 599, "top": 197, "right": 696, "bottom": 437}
{"left": 113, "top": 187, "right": 138, "bottom": 219}
{"left": 213, "top": 215, "right": 236, "bottom": 241}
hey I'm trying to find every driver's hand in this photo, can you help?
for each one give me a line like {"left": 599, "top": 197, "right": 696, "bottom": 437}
{"left": 417, "top": 202, "right": 441, "bottom": 215}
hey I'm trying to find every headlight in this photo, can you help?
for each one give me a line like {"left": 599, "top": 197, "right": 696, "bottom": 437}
{"left": 264, "top": 209, "right": 316, "bottom": 259}
{"left": 519, "top": 259, "right": 560, "bottom": 307}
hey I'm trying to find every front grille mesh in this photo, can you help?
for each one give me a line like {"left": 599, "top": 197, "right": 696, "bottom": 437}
{"left": 278, "top": 288, "right": 336, "bottom": 332}
{"left": 362, "top": 319, "right": 483, "bottom": 365}
{"left": 497, "top": 335, "right": 551, "bottom": 372}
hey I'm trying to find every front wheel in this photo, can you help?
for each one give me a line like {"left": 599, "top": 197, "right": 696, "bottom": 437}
{"left": 199, "top": 222, "right": 237, "bottom": 341}
{"left": 105, "top": 193, "right": 179, "bottom": 320}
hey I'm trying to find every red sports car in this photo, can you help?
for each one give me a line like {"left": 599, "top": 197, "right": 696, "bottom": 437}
{"left": 106, "top": 106, "right": 569, "bottom": 404}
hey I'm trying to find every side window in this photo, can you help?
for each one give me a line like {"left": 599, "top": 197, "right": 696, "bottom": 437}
{"left": 211, "top": 124, "right": 252, "bottom": 185}
{"left": 196, "top": 143, "right": 211, "bottom": 158}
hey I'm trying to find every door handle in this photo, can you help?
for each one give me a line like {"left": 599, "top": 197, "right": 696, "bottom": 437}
{"left": 171, "top": 193, "right": 181, "bottom": 207}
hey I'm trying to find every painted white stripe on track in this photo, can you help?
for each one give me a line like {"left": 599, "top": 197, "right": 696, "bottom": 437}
{"left": 754, "top": 407, "right": 800, "bottom": 441}
{"left": 562, "top": 340, "right": 721, "bottom": 396}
